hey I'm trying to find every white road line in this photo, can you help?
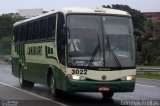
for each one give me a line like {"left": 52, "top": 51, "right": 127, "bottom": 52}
{"left": 0, "top": 81, "right": 68, "bottom": 106}
{"left": 136, "top": 84, "right": 157, "bottom": 88}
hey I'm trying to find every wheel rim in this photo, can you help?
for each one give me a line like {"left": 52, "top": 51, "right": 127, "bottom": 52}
{"left": 50, "top": 78, "right": 55, "bottom": 94}
{"left": 19, "top": 70, "right": 23, "bottom": 85}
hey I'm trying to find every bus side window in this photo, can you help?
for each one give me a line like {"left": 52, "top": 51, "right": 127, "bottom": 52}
{"left": 28, "top": 23, "right": 31, "bottom": 40}
{"left": 31, "top": 23, "right": 33, "bottom": 40}
{"left": 17, "top": 27, "right": 21, "bottom": 42}
{"left": 33, "top": 21, "right": 36, "bottom": 40}
{"left": 26, "top": 24, "right": 29, "bottom": 41}
{"left": 34, "top": 20, "right": 40, "bottom": 40}
{"left": 40, "top": 18, "right": 47, "bottom": 39}
{"left": 21, "top": 25, "right": 25, "bottom": 42}
{"left": 14, "top": 27, "right": 18, "bottom": 42}
{"left": 47, "top": 15, "right": 56, "bottom": 40}
{"left": 28, "top": 23, "right": 33, "bottom": 41}
{"left": 23, "top": 24, "right": 27, "bottom": 41}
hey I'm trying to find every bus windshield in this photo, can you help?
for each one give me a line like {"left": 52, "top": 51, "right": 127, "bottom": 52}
{"left": 67, "top": 15, "right": 135, "bottom": 68}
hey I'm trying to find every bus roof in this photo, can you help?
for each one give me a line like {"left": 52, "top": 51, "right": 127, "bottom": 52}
{"left": 14, "top": 7, "right": 131, "bottom": 26}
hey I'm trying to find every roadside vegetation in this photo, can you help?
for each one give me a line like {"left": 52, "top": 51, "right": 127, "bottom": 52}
{"left": 137, "top": 73, "right": 160, "bottom": 80}
{"left": 0, "top": 14, "right": 24, "bottom": 63}
{"left": 0, "top": 14, "right": 24, "bottom": 55}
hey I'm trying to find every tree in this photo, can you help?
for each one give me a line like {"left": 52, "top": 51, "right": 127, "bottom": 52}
{"left": 0, "top": 15, "right": 13, "bottom": 39}
{"left": 141, "top": 41, "right": 153, "bottom": 65}
{"left": 0, "top": 14, "right": 24, "bottom": 55}
{"left": 0, "top": 36, "right": 11, "bottom": 55}
{"left": 0, "top": 14, "right": 24, "bottom": 39}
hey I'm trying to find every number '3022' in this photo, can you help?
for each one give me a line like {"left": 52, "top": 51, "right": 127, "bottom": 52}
{"left": 72, "top": 69, "right": 87, "bottom": 75}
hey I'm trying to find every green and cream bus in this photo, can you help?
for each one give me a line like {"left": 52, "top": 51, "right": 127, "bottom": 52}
{"left": 12, "top": 7, "right": 136, "bottom": 99}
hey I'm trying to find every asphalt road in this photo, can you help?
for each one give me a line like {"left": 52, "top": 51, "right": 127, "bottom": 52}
{"left": 0, "top": 64, "right": 160, "bottom": 106}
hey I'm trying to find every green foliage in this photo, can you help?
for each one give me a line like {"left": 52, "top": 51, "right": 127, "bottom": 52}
{"left": 0, "top": 36, "right": 11, "bottom": 55}
{"left": 141, "top": 41, "right": 153, "bottom": 65}
{"left": 137, "top": 73, "right": 160, "bottom": 80}
{"left": 0, "top": 15, "right": 13, "bottom": 39}
{"left": 0, "top": 14, "right": 24, "bottom": 55}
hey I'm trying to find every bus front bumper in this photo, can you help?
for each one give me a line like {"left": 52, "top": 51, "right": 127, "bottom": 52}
{"left": 66, "top": 79, "right": 135, "bottom": 92}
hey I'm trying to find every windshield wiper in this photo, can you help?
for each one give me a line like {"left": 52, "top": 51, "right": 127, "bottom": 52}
{"left": 105, "top": 34, "right": 122, "bottom": 67}
{"left": 67, "top": 28, "right": 77, "bottom": 51}
{"left": 88, "top": 33, "right": 101, "bottom": 66}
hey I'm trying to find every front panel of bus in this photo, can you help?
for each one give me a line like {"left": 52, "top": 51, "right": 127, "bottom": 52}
{"left": 63, "top": 14, "right": 136, "bottom": 92}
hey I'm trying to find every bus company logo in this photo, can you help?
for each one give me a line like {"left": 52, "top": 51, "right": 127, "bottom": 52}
{"left": 27, "top": 46, "right": 42, "bottom": 55}
{"left": 102, "top": 75, "right": 106, "bottom": 80}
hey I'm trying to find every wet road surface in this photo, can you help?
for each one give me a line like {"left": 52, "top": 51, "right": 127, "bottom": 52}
{"left": 0, "top": 64, "right": 160, "bottom": 106}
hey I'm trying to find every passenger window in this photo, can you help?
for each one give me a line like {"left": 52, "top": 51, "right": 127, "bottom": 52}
{"left": 47, "top": 15, "right": 56, "bottom": 40}
{"left": 21, "top": 25, "right": 25, "bottom": 41}
{"left": 28, "top": 23, "right": 33, "bottom": 40}
{"left": 17, "top": 27, "right": 21, "bottom": 42}
{"left": 14, "top": 27, "right": 18, "bottom": 42}
{"left": 33, "top": 21, "right": 36, "bottom": 40}
{"left": 24, "top": 24, "right": 27, "bottom": 42}
{"left": 40, "top": 18, "right": 48, "bottom": 39}
{"left": 35, "top": 20, "right": 40, "bottom": 40}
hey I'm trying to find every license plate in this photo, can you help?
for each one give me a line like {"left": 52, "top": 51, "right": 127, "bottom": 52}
{"left": 98, "top": 86, "right": 110, "bottom": 91}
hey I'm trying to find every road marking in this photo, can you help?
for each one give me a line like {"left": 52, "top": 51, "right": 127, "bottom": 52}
{"left": 136, "top": 84, "right": 157, "bottom": 88}
{"left": 0, "top": 81, "right": 68, "bottom": 106}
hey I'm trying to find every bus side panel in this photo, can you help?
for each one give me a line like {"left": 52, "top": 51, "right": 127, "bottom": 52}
{"left": 12, "top": 57, "right": 19, "bottom": 77}
{"left": 11, "top": 44, "right": 20, "bottom": 78}
{"left": 61, "top": 71, "right": 68, "bottom": 91}
{"left": 23, "top": 63, "right": 48, "bottom": 85}
{"left": 54, "top": 66, "right": 62, "bottom": 89}
{"left": 23, "top": 42, "right": 61, "bottom": 86}
{"left": 23, "top": 63, "right": 62, "bottom": 87}
{"left": 23, "top": 42, "right": 49, "bottom": 85}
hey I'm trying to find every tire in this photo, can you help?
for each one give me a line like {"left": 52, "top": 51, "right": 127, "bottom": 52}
{"left": 49, "top": 74, "right": 60, "bottom": 97}
{"left": 19, "top": 68, "right": 34, "bottom": 88}
{"left": 102, "top": 92, "right": 114, "bottom": 99}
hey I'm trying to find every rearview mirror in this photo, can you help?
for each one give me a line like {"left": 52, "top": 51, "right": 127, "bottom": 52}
{"left": 60, "top": 26, "right": 67, "bottom": 44}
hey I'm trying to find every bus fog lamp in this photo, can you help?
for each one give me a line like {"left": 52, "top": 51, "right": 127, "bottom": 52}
{"left": 126, "top": 75, "right": 135, "bottom": 80}
{"left": 67, "top": 74, "right": 86, "bottom": 80}
{"left": 121, "top": 75, "right": 135, "bottom": 81}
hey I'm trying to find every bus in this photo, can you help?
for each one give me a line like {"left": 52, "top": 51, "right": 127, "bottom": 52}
{"left": 11, "top": 7, "right": 136, "bottom": 99}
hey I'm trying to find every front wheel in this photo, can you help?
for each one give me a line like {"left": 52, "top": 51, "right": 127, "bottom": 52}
{"left": 49, "top": 76, "right": 60, "bottom": 97}
{"left": 102, "top": 92, "right": 114, "bottom": 99}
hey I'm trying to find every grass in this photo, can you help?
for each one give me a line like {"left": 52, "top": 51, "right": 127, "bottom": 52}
{"left": 136, "top": 73, "right": 160, "bottom": 80}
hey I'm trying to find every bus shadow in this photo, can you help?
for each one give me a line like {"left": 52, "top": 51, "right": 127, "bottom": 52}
{"left": 53, "top": 92, "right": 122, "bottom": 106}
{"left": 24, "top": 85, "right": 122, "bottom": 106}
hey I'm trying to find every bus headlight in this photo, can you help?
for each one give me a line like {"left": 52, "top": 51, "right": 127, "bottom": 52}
{"left": 121, "top": 75, "right": 135, "bottom": 81}
{"left": 67, "top": 74, "right": 86, "bottom": 80}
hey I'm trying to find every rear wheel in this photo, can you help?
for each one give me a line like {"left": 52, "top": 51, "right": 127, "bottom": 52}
{"left": 102, "top": 92, "right": 114, "bottom": 99}
{"left": 19, "top": 68, "right": 34, "bottom": 88}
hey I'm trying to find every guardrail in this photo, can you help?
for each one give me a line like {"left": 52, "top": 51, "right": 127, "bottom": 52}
{"left": 137, "top": 68, "right": 160, "bottom": 73}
